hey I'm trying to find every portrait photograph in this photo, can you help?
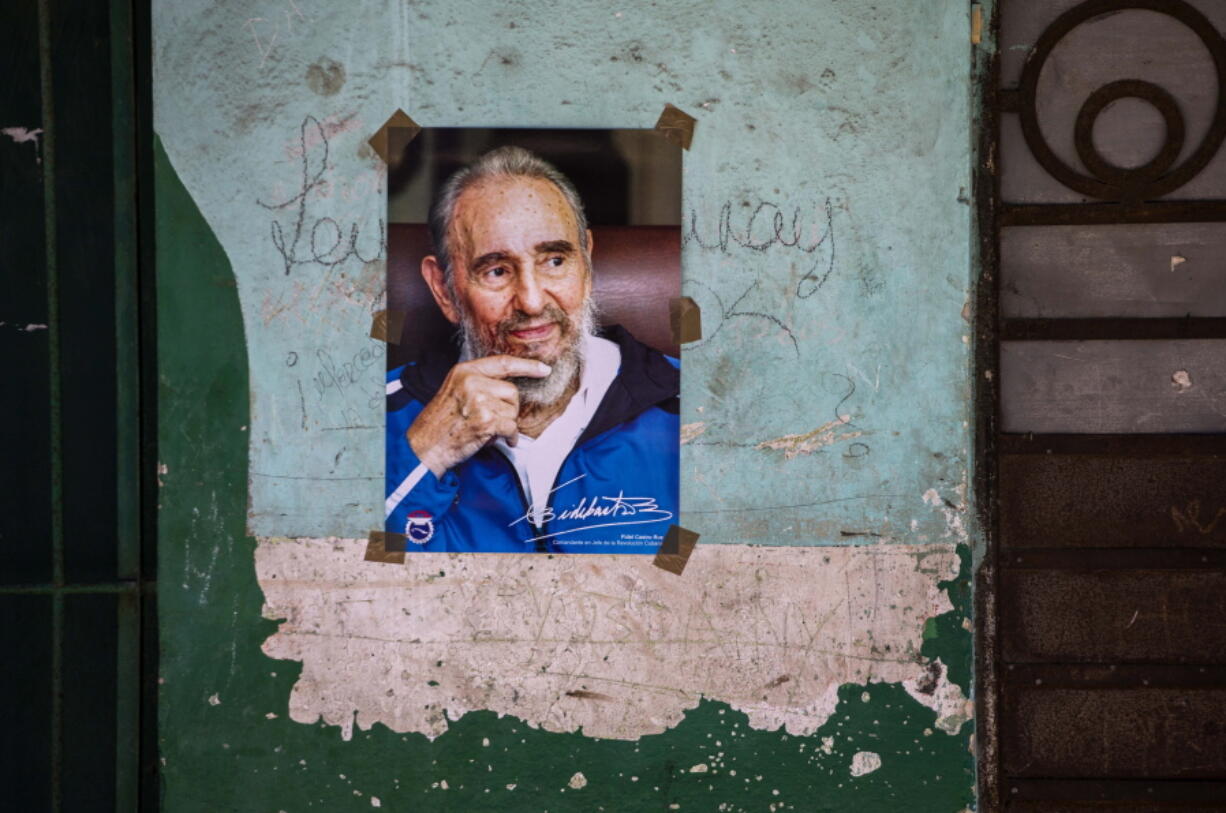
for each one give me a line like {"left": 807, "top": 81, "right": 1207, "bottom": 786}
{"left": 384, "top": 128, "right": 682, "bottom": 554}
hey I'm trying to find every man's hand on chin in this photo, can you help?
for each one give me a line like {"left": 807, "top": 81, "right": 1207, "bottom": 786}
{"left": 407, "top": 354, "right": 551, "bottom": 477}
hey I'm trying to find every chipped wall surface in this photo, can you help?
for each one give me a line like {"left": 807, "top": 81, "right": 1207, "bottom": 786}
{"left": 154, "top": 0, "right": 976, "bottom": 543}
{"left": 154, "top": 0, "right": 986, "bottom": 809}
{"left": 258, "top": 540, "right": 968, "bottom": 741}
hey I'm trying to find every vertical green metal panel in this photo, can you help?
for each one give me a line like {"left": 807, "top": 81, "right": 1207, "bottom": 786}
{"left": 49, "top": 0, "right": 120, "bottom": 584}
{"left": 115, "top": 589, "right": 141, "bottom": 812}
{"left": 0, "top": 595, "right": 55, "bottom": 809}
{"left": 37, "top": 0, "right": 64, "bottom": 807}
{"left": 110, "top": 1, "right": 143, "bottom": 808}
{"left": 61, "top": 593, "right": 120, "bottom": 812}
{"left": 112, "top": 0, "right": 141, "bottom": 585}
{"left": 0, "top": 0, "right": 52, "bottom": 584}
{"left": 1, "top": 1, "right": 149, "bottom": 808}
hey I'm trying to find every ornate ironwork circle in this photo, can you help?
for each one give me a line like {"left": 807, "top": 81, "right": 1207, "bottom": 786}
{"left": 1073, "top": 79, "right": 1185, "bottom": 188}
{"left": 1018, "top": 0, "right": 1226, "bottom": 201}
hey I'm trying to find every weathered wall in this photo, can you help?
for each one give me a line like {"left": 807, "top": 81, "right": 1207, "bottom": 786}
{"left": 154, "top": 1, "right": 987, "bottom": 809}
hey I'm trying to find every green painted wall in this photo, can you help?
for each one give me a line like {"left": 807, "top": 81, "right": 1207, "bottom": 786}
{"left": 155, "top": 1, "right": 989, "bottom": 809}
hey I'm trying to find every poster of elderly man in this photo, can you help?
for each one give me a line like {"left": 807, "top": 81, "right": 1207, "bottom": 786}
{"left": 384, "top": 128, "right": 682, "bottom": 554}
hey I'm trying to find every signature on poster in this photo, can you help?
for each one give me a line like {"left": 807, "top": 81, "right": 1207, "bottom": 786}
{"left": 508, "top": 476, "right": 675, "bottom": 543}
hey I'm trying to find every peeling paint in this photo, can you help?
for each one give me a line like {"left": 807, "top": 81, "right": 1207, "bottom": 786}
{"left": 922, "top": 486, "right": 969, "bottom": 544}
{"left": 2, "top": 125, "right": 43, "bottom": 162}
{"left": 755, "top": 416, "right": 863, "bottom": 459}
{"left": 902, "top": 658, "right": 972, "bottom": 735}
{"left": 849, "top": 751, "right": 882, "bottom": 777}
{"left": 257, "top": 538, "right": 960, "bottom": 741}
{"left": 680, "top": 421, "right": 708, "bottom": 444}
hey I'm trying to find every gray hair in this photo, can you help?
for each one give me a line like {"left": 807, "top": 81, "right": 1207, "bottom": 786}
{"left": 427, "top": 145, "right": 590, "bottom": 286}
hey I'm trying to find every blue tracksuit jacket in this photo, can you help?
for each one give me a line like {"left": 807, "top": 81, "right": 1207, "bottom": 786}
{"left": 385, "top": 325, "right": 679, "bottom": 554}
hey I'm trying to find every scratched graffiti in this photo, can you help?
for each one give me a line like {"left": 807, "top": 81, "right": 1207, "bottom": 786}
{"left": 283, "top": 344, "right": 384, "bottom": 432}
{"left": 242, "top": 0, "right": 311, "bottom": 68}
{"left": 1171, "top": 500, "right": 1226, "bottom": 535}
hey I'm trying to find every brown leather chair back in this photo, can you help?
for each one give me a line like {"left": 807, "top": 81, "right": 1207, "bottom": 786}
{"left": 387, "top": 223, "right": 680, "bottom": 367}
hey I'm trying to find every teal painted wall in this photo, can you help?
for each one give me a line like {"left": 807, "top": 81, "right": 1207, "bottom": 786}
{"left": 154, "top": 1, "right": 989, "bottom": 809}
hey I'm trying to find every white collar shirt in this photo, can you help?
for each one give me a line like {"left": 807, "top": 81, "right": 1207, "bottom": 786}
{"left": 493, "top": 334, "right": 621, "bottom": 528}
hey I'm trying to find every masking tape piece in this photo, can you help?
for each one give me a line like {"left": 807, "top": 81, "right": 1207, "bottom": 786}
{"left": 970, "top": 4, "right": 983, "bottom": 45}
{"left": 370, "top": 309, "right": 408, "bottom": 344}
{"left": 653, "top": 525, "right": 700, "bottom": 575}
{"left": 654, "top": 104, "right": 697, "bottom": 151}
{"left": 364, "top": 531, "right": 407, "bottom": 564}
{"left": 669, "top": 296, "right": 702, "bottom": 344}
{"left": 368, "top": 109, "right": 423, "bottom": 166}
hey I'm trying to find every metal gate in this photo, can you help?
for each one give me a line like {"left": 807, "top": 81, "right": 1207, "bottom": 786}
{"left": 981, "top": 1, "right": 1226, "bottom": 808}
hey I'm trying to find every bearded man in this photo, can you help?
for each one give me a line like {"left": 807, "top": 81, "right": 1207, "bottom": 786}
{"left": 385, "top": 146, "right": 680, "bottom": 553}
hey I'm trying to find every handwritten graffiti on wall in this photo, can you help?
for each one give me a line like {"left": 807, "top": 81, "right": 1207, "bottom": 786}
{"left": 259, "top": 115, "right": 385, "bottom": 277}
{"left": 683, "top": 198, "right": 838, "bottom": 357}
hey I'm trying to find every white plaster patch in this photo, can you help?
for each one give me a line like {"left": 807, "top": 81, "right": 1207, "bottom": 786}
{"left": 256, "top": 539, "right": 960, "bottom": 741}
{"left": 849, "top": 751, "right": 881, "bottom": 777}
{"left": 903, "top": 658, "right": 972, "bottom": 735}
